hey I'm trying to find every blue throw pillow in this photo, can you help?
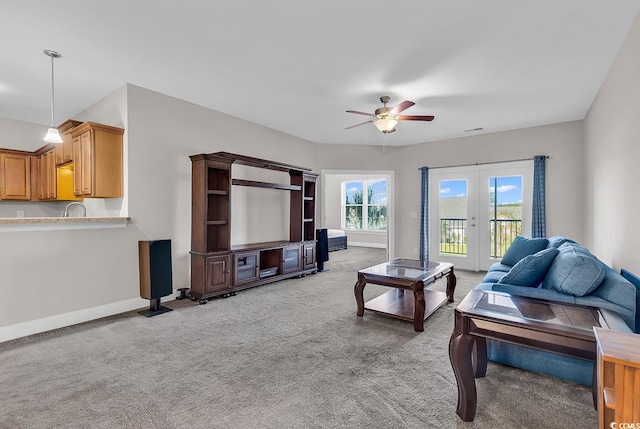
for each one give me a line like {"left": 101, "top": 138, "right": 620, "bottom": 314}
{"left": 498, "top": 247, "right": 559, "bottom": 287}
{"left": 501, "top": 236, "right": 549, "bottom": 266}
{"left": 543, "top": 244, "right": 605, "bottom": 297}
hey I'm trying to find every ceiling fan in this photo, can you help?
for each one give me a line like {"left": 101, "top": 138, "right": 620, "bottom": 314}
{"left": 345, "top": 96, "right": 435, "bottom": 134}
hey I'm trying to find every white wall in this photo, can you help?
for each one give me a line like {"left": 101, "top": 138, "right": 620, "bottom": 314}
{"left": 316, "top": 121, "right": 584, "bottom": 259}
{"left": 583, "top": 12, "right": 640, "bottom": 274}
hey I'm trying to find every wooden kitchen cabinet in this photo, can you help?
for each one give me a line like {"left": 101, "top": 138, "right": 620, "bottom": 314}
{"left": 0, "top": 150, "right": 32, "bottom": 200}
{"left": 39, "top": 149, "right": 57, "bottom": 200}
{"left": 55, "top": 119, "right": 83, "bottom": 166}
{"left": 70, "top": 122, "right": 124, "bottom": 198}
{"left": 33, "top": 144, "right": 81, "bottom": 202}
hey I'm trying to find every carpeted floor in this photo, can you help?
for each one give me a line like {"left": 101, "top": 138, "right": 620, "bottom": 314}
{"left": 0, "top": 247, "right": 596, "bottom": 428}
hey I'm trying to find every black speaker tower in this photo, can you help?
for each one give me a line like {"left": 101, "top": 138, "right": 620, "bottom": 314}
{"left": 138, "top": 239, "right": 174, "bottom": 317}
{"left": 316, "top": 228, "right": 329, "bottom": 272}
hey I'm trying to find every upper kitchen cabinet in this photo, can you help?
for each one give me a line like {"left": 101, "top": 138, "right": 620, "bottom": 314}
{"left": 55, "top": 119, "right": 83, "bottom": 166}
{"left": 71, "top": 122, "right": 124, "bottom": 198}
{"left": 38, "top": 148, "right": 57, "bottom": 200}
{"left": 0, "top": 150, "right": 32, "bottom": 200}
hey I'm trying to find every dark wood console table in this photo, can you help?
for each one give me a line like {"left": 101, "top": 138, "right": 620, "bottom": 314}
{"left": 354, "top": 259, "right": 456, "bottom": 332}
{"left": 449, "top": 289, "right": 630, "bottom": 422}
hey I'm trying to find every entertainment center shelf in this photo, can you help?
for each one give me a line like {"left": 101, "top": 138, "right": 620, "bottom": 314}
{"left": 231, "top": 178, "right": 301, "bottom": 191}
{"left": 189, "top": 152, "right": 318, "bottom": 303}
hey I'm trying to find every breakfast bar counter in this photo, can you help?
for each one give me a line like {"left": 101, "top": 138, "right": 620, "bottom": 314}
{"left": 0, "top": 217, "right": 130, "bottom": 232}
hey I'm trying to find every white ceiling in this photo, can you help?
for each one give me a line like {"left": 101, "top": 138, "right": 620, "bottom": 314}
{"left": 1, "top": 1, "right": 639, "bottom": 147}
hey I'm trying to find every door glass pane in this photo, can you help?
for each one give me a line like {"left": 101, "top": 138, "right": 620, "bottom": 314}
{"left": 439, "top": 180, "right": 467, "bottom": 255}
{"left": 489, "top": 176, "right": 523, "bottom": 258}
{"left": 284, "top": 248, "right": 300, "bottom": 271}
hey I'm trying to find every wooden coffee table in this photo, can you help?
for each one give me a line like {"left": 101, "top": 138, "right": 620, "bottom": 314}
{"left": 354, "top": 259, "right": 456, "bottom": 332}
{"left": 449, "top": 289, "right": 631, "bottom": 422}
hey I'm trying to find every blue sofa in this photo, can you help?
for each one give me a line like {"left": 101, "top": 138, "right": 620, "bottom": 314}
{"left": 474, "top": 236, "right": 640, "bottom": 385}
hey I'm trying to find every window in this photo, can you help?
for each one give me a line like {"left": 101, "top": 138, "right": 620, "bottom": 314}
{"left": 342, "top": 179, "right": 387, "bottom": 230}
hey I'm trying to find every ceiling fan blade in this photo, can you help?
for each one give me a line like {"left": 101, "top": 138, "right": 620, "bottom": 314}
{"left": 345, "top": 119, "right": 373, "bottom": 130}
{"left": 390, "top": 100, "right": 415, "bottom": 115}
{"left": 346, "top": 110, "right": 377, "bottom": 118}
{"left": 397, "top": 115, "right": 435, "bottom": 121}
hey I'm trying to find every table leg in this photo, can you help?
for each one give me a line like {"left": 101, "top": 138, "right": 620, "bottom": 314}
{"left": 591, "top": 364, "right": 598, "bottom": 410}
{"left": 354, "top": 278, "right": 366, "bottom": 317}
{"left": 449, "top": 329, "right": 478, "bottom": 422}
{"left": 473, "top": 337, "right": 487, "bottom": 378}
{"left": 446, "top": 269, "right": 457, "bottom": 303}
{"left": 413, "top": 288, "right": 425, "bottom": 332}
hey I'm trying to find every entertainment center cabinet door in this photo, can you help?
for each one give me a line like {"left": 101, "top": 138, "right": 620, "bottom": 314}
{"left": 282, "top": 244, "right": 302, "bottom": 274}
{"left": 303, "top": 242, "right": 316, "bottom": 270}
{"left": 205, "top": 255, "right": 231, "bottom": 293}
{"left": 233, "top": 251, "right": 259, "bottom": 285}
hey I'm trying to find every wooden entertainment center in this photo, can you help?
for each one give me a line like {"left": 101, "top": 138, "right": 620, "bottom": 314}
{"left": 189, "top": 152, "right": 318, "bottom": 304}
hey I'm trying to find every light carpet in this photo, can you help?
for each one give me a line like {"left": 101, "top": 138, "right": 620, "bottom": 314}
{"left": 0, "top": 247, "right": 596, "bottom": 428}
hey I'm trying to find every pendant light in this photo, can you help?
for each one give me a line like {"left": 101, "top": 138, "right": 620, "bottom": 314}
{"left": 43, "top": 49, "right": 63, "bottom": 143}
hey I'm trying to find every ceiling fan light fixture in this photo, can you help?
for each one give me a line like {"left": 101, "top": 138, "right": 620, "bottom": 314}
{"left": 374, "top": 117, "right": 398, "bottom": 133}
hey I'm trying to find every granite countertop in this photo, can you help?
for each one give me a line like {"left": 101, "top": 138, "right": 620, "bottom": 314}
{"left": 0, "top": 217, "right": 131, "bottom": 232}
{"left": 0, "top": 216, "right": 130, "bottom": 224}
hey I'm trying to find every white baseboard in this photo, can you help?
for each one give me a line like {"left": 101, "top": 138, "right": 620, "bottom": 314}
{"left": 0, "top": 294, "right": 177, "bottom": 343}
{"left": 348, "top": 242, "right": 386, "bottom": 249}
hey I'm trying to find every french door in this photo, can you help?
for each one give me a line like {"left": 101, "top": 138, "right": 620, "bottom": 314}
{"left": 428, "top": 161, "right": 533, "bottom": 271}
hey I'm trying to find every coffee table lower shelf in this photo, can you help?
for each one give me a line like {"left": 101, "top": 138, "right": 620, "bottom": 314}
{"left": 364, "top": 288, "right": 449, "bottom": 322}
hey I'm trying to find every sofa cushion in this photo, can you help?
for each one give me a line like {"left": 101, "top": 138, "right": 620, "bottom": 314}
{"left": 497, "top": 247, "right": 559, "bottom": 287}
{"left": 547, "top": 236, "right": 577, "bottom": 249}
{"left": 483, "top": 270, "right": 508, "bottom": 284}
{"left": 488, "top": 263, "right": 513, "bottom": 273}
{"left": 501, "top": 236, "right": 549, "bottom": 266}
{"left": 492, "top": 283, "right": 577, "bottom": 305}
{"left": 543, "top": 244, "right": 605, "bottom": 297}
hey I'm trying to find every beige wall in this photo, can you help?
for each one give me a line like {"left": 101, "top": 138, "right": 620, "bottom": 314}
{"left": 316, "top": 121, "right": 585, "bottom": 259}
{"left": 0, "top": 87, "right": 131, "bottom": 331}
{"left": 583, "top": 12, "right": 640, "bottom": 274}
{"left": 125, "top": 84, "right": 318, "bottom": 286}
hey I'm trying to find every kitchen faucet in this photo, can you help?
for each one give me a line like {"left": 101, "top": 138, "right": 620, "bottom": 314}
{"left": 64, "top": 202, "right": 87, "bottom": 217}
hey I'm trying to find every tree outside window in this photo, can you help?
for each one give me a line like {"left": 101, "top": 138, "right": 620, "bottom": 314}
{"left": 343, "top": 179, "right": 387, "bottom": 230}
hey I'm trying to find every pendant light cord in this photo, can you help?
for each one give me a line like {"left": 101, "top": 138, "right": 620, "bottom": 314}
{"left": 44, "top": 50, "right": 61, "bottom": 128}
{"left": 50, "top": 53, "right": 55, "bottom": 127}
